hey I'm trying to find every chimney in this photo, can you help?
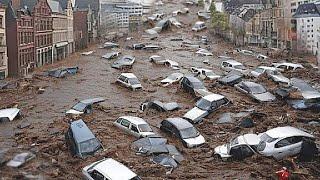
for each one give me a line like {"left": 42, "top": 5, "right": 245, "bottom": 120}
{"left": 11, "top": 0, "right": 20, "bottom": 10}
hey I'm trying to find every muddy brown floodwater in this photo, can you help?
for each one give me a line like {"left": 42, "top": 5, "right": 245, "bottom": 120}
{"left": 1, "top": 0, "right": 320, "bottom": 179}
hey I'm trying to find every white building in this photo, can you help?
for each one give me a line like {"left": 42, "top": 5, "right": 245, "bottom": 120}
{"left": 294, "top": 2, "right": 320, "bottom": 55}
{"left": 0, "top": 5, "right": 7, "bottom": 79}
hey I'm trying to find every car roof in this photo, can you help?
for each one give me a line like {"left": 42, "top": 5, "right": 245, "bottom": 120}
{"left": 257, "top": 66, "right": 277, "bottom": 71}
{"left": 195, "top": 21, "right": 205, "bottom": 25}
{"left": 273, "top": 62, "right": 303, "bottom": 68}
{"left": 165, "top": 118, "right": 193, "bottom": 130}
{"left": 202, "top": 93, "right": 225, "bottom": 102}
{"left": 119, "top": 116, "right": 147, "bottom": 125}
{"left": 70, "top": 119, "right": 97, "bottom": 143}
{"left": 237, "top": 134, "right": 260, "bottom": 146}
{"left": 94, "top": 158, "right": 137, "bottom": 180}
{"left": 120, "top": 73, "right": 137, "bottom": 79}
{"left": 223, "top": 60, "right": 242, "bottom": 65}
{"left": 241, "top": 81, "right": 263, "bottom": 88}
{"left": 265, "top": 126, "right": 314, "bottom": 139}
{"left": 0, "top": 108, "right": 20, "bottom": 119}
{"left": 184, "top": 76, "right": 201, "bottom": 83}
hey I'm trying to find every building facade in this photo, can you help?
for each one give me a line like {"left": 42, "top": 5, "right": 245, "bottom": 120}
{"left": 294, "top": 2, "right": 320, "bottom": 55}
{"left": 49, "top": 0, "right": 68, "bottom": 61}
{"left": 2, "top": 0, "right": 35, "bottom": 77}
{"left": 66, "top": 0, "right": 74, "bottom": 54}
{"left": 28, "top": 0, "right": 53, "bottom": 67}
{"left": 75, "top": 0, "right": 99, "bottom": 39}
{"left": 73, "top": 9, "right": 88, "bottom": 50}
{"left": 0, "top": 4, "right": 7, "bottom": 79}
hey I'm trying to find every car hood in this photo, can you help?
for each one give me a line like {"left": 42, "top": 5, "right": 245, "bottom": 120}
{"left": 252, "top": 92, "right": 276, "bottom": 102}
{"left": 183, "top": 107, "right": 208, "bottom": 123}
{"left": 140, "top": 132, "right": 156, "bottom": 137}
{"left": 66, "top": 109, "right": 84, "bottom": 115}
{"left": 270, "top": 75, "right": 290, "bottom": 84}
{"left": 0, "top": 108, "right": 20, "bottom": 121}
{"left": 183, "top": 135, "right": 205, "bottom": 147}
{"left": 194, "top": 89, "right": 212, "bottom": 97}
{"left": 214, "top": 144, "right": 230, "bottom": 157}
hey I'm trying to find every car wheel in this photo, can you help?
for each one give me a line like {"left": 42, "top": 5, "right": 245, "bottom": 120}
{"left": 212, "top": 154, "right": 222, "bottom": 161}
{"left": 0, "top": 117, "right": 10, "bottom": 123}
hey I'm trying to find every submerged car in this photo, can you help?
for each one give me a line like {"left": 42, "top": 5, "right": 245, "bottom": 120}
{"left": 82, "top": 158, "right": 141, "bottom": 180}
{"left": 66, "top": 97, "right": 106, "bottom": 115}
{"left": 102, "top": 52, "right": 120, "bottom": 60}
{"left": 196, "top": 48, "right": 213, "bottom": 56}
{"left": 47, "top": 66, "right": 79, "bottom": 78}
{"left": 192, "top": 21, "right": 207, "bottom": 32}
{"left": 114, "top": 116, "right": 155, "bottom": 138}
{"left": 191, "top": 67, "right": 221, "bottom": 80}
{"left": 221, "top": 60, "right": 247, "bottom": 74}
{"left": 112, "top": 55, "right": 135, "bottom": 69}
{"left": 149, "top": 55, "right": 180, "bottom": 70}
{"left": 250, "top": 66, "right": 278, "bottom": 78}
{"left": 0, "top": 108, "right": 21, "bottom": 122}
{"left": 142, "top": 45, "right": 162, "bottom": 51}
{"left": 235, "top": 81, "right": 276, "bottom": 102}
{"left": 218, "top": 74, "right": 242, "bottom": 86}
{"left": 266, "top": 70, "right": 290, "bottom": 84}
{"left": 127, "top": 43, "right": 146, "bottom": 50}
{"left": 272, "top": 62, "right": 304, "bottom": 71}
{"left": 183, "top": 93, "right": 230, "bottom": 124}
{"left": 65, "top": 119, "right": 102, "bottom": 158}
{"left": 103, "top": 42, "right": 119, "bottom": 49}
{"left": 197, "top": 11, "right": 210, "bottom": 20}
{"left": 116, "top": 73, "right": 142, "bottom": 90}
{"left": 172, "top": 8, "right": 189, "bottom": 16}
{"left": 257, "top": 126, "right": 315, "bottom": 160}
{"left": 214, "top": 134, "right": 260, "bottom": 161}
{"left": 140, "top": 100, "right": 180, "bottom": 112}
{"left": 180, "top": 76, "right": 211, "bottom": 97}
{"left": 161, "top": 72, "right": 184, "bottom": 87}
{"left": 160, "top": 118, "right": 205, "bottom": 148}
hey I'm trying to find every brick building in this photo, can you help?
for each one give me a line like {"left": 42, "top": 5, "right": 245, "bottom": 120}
{"left": 0, "top": 3, "right": 7, "bottom": 79}
{"left": 73, "top": 9, "right": 88, "bottom": 50}
{"left": 0, "top": 0, "right": 35, "bottom": 77}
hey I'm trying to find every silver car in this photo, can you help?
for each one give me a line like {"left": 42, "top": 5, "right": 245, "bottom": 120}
{"left": 116, "top": 73, "right": 142, "bottom": 91}
{"left": 234, "top": 81, "right": 276, "bottom": 102}
{"left": 114, "top": 116, "right": 155, "bottom": 138}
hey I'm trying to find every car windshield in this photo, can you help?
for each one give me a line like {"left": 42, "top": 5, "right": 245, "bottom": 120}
{"left": 180, "top": 127, "right": 199, "bottom": 139}
{"left": 234, "top": 65, "right": 246, "bottom": 70}
{"left": 130, "top": 176, "right": 142, "bottom": 180}
{"left": 72, "top": 102, "right": 87, "bottom": 112}
{"left": 79, "top": 138, "right": 101, "bottom": 154}
{"left": 227, "top": 137, "right": 239, "bottom": 152}
{"left": 129, "top": 78, "right": 140, "bottom": 85}
{"left": 249, "top": 85, "right": 266, "bottom": 94}
{"left": 196, "top": 98, "right": 212, "bottom": 111}
{"left": 138, "top": 124, "right": 153, "bottom": 132}
{"left": 259, "top": 133, "right": 276, "bottom": 143}
{"left": 254, "top": 68, "right": 264, "bottom": 73}
{"left": 193, "top": 82, "right": 205, "bottom": 89}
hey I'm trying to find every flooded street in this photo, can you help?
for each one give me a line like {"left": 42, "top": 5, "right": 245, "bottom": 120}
{"left": 1, "top": 1, "right": 320, "bottom": 179}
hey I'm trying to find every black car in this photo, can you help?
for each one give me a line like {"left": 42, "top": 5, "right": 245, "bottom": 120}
{"left": 127, "top": 43, "right": 146, "bottom": 50}
{"left": 160, "top": 118, "right": 205, "bottom": 148}
{"left": 180, "top": 76, "right": 210, "bottom": 97}
{"left": 65, "top": 119, "right": 102, "bottom": 158}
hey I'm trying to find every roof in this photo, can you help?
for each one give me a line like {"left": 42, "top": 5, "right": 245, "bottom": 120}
{"left": 224, "top": 0, "right": 266, "bottom": 13}
{"left": 94, "top": 158, "right": 137, "bottom": 180}
{"left": 70, "top": 119, "right": 96, "bottom": 143}
{"left": 223, "top": 60, "right": 243, "bottom": 66}
{"left": 0, "top": 108, "right": 20, "bottom": 120}
{"left": 165, "top": 118, "right": 193, "bottom": 130}
{"left": 20, "top": 0, "right": 38, "bottom": 10}
{"left": 265, "top": 126, "right": 314, "bottom": 139}
{"left": 203, "top": 93, "right": 225, "bottom": 102}
{"left": 121, "top": 73, "right": 137, "bottom": 79}
{"left": 293, "top": 2, "right": 320, "bottom": 18}
{"left": 237, "top": 134, "right": 260, "bottom": 145}
{"left": 49, "top": 0, "right": 64, "bottom": 13}
{"left": 120, "top": 116, "right": 147, "bottom": 125}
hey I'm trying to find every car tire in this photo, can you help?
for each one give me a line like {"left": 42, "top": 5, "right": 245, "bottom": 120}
{"left": 212, "top": 154, "right": 222, "bottom": 161}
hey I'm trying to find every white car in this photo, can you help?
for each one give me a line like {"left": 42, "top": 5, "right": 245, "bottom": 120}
{"left": 192, "top": 21, "right": 207, "bottom": 32}
{"left": 172, "top": 8, "right": 189, "bottom": 16}
{"left": 257, "top": 126, "right": 315, "bottom": 160}
{"left": 114, "top": 116, "right": 155, "bottom": 138}
{"left": 191, "top": 67, "right": 221, "bottom": 80}
{"left": 183, "top": 93, "right": 230, "bottom": 124}
{"left": 272, "top": 62, "right": 304, "bottom": 71}
{"left": 250, "top": 66, "right": 279, "bottom": 78}
{"left": 81, "top": 51, "right": 94, "bottom": 56}
{"left": 256, "top": 54, "right": 268, "bottom": 60}
{"left": 221, "top": 60, "right": 247, "bottom": 74}
{"left": 82, "top": 158, "right": 141, "bottom": 180}
{"left": 239, "top": 50, "right": 254, "bottom": 56}
{"left": 149, "top": 55, "right": 179, "bottom": 70}
{"left": 116, "top": 73, "right": 142, "bottom": 90}
{"left": 161, "top": 72, "right": 184, "bottom": 87}
{"left": 0, "top": 108, "right": 21, "bottom": 122}
{"left": 235, "top": 81, "right": 276, "bottom": 102}
{"left": 196, "top": 48, "right": 213, "bottom": 56}
{"left": 214, "top": 134, "right": 260, "bottom": 161}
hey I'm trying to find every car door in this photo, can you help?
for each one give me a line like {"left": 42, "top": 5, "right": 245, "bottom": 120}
{"left": 129, "top": 124, "right": 141, "bottom": 138}
{"left": 273, "top": 137, "right": 302, "bottom": 159}
{"left": 120, "top": 118, "right": 131, "bottom": 133}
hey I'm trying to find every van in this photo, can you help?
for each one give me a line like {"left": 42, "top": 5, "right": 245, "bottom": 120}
{"left": 65, "top": 119, "right": 102, "bottom": 158}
